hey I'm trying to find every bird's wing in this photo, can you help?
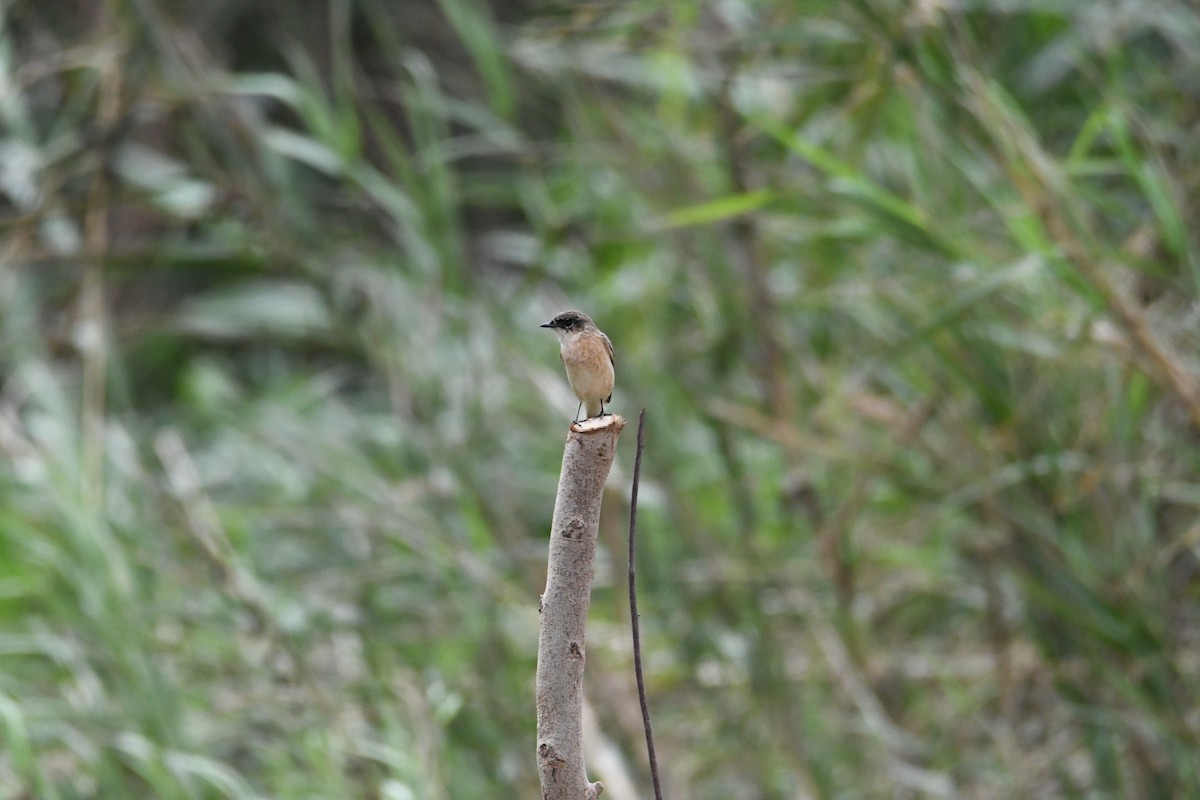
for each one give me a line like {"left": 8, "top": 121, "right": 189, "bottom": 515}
{"left": 602, "top": 331, "right": 615, "bottom": 403}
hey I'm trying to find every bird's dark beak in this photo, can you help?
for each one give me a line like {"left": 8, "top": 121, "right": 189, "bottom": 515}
{"left": 540, "top": 321, "right": 554, "bottom": 328}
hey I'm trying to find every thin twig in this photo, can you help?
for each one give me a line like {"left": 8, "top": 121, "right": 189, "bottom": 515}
{"left": 627, "top": 407, "right": 662, "bottom": 800}
{"left": 81, "top": 27, "right": 121, "bottom": 515}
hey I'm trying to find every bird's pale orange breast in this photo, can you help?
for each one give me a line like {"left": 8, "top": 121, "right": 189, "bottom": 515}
{"left": 561, "top": 336, "right": 615, "bottom": 401}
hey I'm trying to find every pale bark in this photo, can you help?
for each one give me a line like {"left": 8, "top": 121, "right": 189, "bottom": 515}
{"left": 536, "top": 414, "right": 624, "bottom": 800}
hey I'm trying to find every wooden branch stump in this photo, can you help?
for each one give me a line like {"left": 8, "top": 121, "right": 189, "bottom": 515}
{"left": 536, "top": 414, "right": 624, "bottom": 800}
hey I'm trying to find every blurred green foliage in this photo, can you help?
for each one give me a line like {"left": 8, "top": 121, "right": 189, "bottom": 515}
{"left": 2, "top": 0, "right": 1200, "bottom": 797}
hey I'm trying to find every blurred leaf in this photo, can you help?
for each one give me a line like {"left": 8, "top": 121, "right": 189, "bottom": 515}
{"left": 435, "top": 0, "right": 514, "bottom": 117}
{"left": 753, "top": 115, "right": 960, "bottom": 256}
{"left": 174, "top": 281, "right": 334, "bottom": 341}
{"left": 662, "top": 189, "right": 774, "bottom": 229}
{"left": 261, "top": 127, "right": 346, "bottom": 176}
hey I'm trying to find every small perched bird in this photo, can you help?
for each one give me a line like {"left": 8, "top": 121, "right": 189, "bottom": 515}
{"left": 540, "top": 310, "right": 615, "bottom": 423}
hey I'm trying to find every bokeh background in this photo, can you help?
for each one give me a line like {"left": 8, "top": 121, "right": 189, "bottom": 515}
{"left": 3, "top": 0, "right": 1200, "bottom": 797}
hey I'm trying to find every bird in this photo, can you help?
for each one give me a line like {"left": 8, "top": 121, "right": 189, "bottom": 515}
{"left": 540, "top": 310, "right": 615, "bottom": 423}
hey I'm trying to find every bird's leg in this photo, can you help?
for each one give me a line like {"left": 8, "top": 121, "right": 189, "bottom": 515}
{"left": 599, "top": 399, "right": 610, "bottom": 418}
{"left": 574, "top": 402, "right": 583, "bottom": 423}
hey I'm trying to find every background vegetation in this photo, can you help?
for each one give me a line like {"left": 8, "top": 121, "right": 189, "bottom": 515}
{"left": 2, "top": 0, "right": 1199, "bottom": 797}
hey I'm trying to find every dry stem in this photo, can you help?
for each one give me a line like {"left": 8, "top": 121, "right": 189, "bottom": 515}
{"left": 536, "top": 414, "right": 624, "bottom": 800}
